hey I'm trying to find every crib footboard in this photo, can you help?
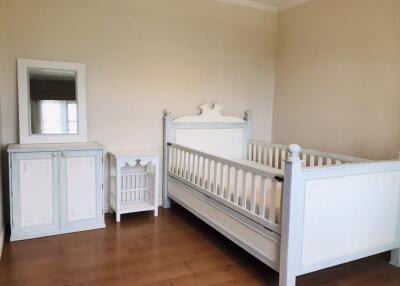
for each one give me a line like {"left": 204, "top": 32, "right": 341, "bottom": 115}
{"left": 280, "top": 146, "right": 400, "bottom": 286}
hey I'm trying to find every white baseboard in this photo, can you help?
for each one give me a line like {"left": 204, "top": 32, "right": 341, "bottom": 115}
{"left": 0, "top": 225, "right": 4, "bottom": 260}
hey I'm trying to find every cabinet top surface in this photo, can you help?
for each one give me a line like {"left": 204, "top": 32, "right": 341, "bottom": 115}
{"left": 8, "top": 142, "right": 104, "bottom": 153}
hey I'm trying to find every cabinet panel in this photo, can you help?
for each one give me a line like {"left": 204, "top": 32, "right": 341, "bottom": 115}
{"left": 66, "top": 156, "right": 96, "bottom": 221}
{"left": 60, "top": 150, "right": 103, "bottom": 229}
{"left": 11, "top": 152, "right": 59, "bottom": 239}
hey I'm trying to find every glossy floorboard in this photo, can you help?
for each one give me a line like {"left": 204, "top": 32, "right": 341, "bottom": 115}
{"left": 0, "top": 206, "right": 399, "bottom": 285}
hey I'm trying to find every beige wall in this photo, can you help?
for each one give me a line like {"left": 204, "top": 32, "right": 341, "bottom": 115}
{"left": 0, "top": 0, "right": 277, "bottom": 149}
{"left": 273, "top": 0, "right": 400, "bottom": 160}
{"left": 0, "top": 68, "right": 3, "bottom": 255}
{"left": 0, "top": 0, "right": 277, "bottom": 210}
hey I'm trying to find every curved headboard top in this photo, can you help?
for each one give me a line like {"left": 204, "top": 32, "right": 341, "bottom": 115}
{"left": 164, "top": 103, "right": 251, "bottom": 123}
{"left": 168, "top": 103, "right": 247, "bottom": 123}
{"left": 163, "top": 103, "right": 251, "bottom": 159}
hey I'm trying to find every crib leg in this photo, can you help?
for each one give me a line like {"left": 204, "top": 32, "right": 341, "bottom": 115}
{"left": 163, "top": 197, "right": 171, "bottom": 208}
{"left": 390, "top": 248, "right": 400, "bottom": 267}
{"left": 116, "top": 213, "right": 121, "bottom": 223}
{"left": 279, "top": 271, "right": 296, "bottom": 286}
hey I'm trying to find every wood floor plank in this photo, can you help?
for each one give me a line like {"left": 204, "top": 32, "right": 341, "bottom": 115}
{"left": 0, "top": 206, "right": 398, "bottom": 286}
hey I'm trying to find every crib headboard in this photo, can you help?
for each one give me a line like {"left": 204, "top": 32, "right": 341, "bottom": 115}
{"left": 163, "top": 103, "right": 251, "bottom": 160}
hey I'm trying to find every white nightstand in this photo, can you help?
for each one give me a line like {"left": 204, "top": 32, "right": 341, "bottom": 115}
{"left": 109, "top": 150, "right": 160, "bottom": 222}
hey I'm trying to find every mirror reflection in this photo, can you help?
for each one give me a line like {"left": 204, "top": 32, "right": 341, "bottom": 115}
{"left": 29, "top": 68, "right": 78, "bottom": 135}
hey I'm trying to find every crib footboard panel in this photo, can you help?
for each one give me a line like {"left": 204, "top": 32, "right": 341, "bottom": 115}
{"left": 168, "top": 177, "right": 281, "bottom": 271}
{"left": 298, "top": 162, "right": 400, "bottom": 275}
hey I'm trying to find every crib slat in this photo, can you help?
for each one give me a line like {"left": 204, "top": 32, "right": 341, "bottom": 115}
{"left": 301, "top": 153, "right": 307, "bottom": 167}
{"left": 250, "top": 174, "right": 257, "bottom": 212}
{"left": 171, "top": 147, "right": 176, "bottom": 174}
{"left": 202, "top": 157, "right": 206, "bottom": 187}
{"left": 260, "top": 177, "right": 267, "bottom": 218}
{"left": 226, "top": 166, "right": 231, "bottom": 200}
{"left": 182, "top": 152, "right": 187, "bottom": 179}
{"left": 269, "top": 180, "right": 277, "bottom": 223}
{"left": 262, "top": 147, "right": 267, "bottom": 165}
{"left": 197, "top": 156, "right": 201, "bottom": 185}
{"left": 318, "top": 156, "right": 323, "bottom": 166}
{"left": 234, "top": 168, "right": 239, "bottom": 204}
{"left": 241, "top": 171, "right": 247, "bottom": 208}
{"left": 309, "top": 155, "right": 315, "bottom": 167}
{"left": 186, "top": 152, "right": 191, "bottom": 180}
{"left": 248, "top": 144, "right": 252, "bottom": 160}
{"left": 207, "top": 160, "right": 212, "bottom": 191}
{"left": 274, "top": 148, "right": 280, "bottom": 169}
{"left": 268, "top": 148, "right": 273, "bottom": 167}
{"left": 257, "top": 146, "right": 262, "bottom": 163}
{"left": 178, "top": 150, "right": 183, "bottom": 176}
{"left": 213, "top": 161, "right": 218, "bottom": 194}
{"left": 280, "top": 149, "right": 285, "bottom": 169}
{"left": 144, "top": 174, "right": 148, "bottom": 201}
{"left": 219, "top": 164, "right": 225, "bottom": 197}
{"left": 190, "top": 153, "right": 194, "bottom": 180}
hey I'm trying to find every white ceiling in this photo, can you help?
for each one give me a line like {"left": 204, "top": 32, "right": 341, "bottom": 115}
{"left": 217, "top": 0, "right": 311, "bottom": 12}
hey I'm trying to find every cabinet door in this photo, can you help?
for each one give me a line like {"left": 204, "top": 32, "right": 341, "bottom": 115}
{"left": 11, "top": 152, "right": 59, "bottom": 240}
{"left": 59, "top": 150, "right": 103, "bottom": 230}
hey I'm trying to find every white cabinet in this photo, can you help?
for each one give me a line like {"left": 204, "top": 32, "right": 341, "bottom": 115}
{"left": 8, "top": 143, "right": 105, "bottom": 241}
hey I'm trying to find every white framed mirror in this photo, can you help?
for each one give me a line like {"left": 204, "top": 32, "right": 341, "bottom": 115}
{"left": 17, "top": 58, "right": 87, "bottom": 144}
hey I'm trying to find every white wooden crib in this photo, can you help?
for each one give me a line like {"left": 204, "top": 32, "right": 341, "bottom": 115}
{"left": 162, "top": 104, "right": 400, "bottom": 286}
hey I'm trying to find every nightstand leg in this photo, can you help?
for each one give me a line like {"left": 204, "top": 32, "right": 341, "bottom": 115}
{"left": 116, "top": 213, "right": 121, "bottom": 223}
{"left": 154, "top": 207, "right": 158, "bottom": 217}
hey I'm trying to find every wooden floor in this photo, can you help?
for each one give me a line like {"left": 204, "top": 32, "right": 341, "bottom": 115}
{"left": 0, "top": 206, "right": 399, "bottom": 286}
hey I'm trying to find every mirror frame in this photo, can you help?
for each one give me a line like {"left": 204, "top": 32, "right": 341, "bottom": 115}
{"left": 17, "top": 58, "right": 87, "bottom": 144}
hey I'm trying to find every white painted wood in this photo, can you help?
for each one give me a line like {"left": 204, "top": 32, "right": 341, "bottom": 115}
{"left": 162, "top": 105, "right": 251, "bottom": 207}
{"left": 302, "top": 172, "right": 400, "bottom": 268}
{"left": 279, "top": 144, "right": 303, "bottom": 286}
{"left": 167, "top": 143, "right": 282, "bottom": 232}
{"left": 248, "top": 140, "right": 369, "bottom": 169}
{"left": 168, "top": 178, "right": 280, "bottom": 270}
{"left": 173, "top": 103, "right": 245, "bottom": 123}
{"left": 163, "top": 109, "right": 172, "bottom": 208}
{"left": 175, "top": 128, "right": 244, "bottom": 159}
{"left": 163, "top": 105, "right": 400, "bottom": 286}
{"left": 20, "top": 157, "right": 55, "bottom": 227}
{"left": 8, "top": 142, "right": 103, "bottom": 152}
{"left": 109, "top": 151, "right": 160, "bottom": 222}
{"left": 65, "top": 156, "right": 97, "bottom": 221}
{"left": 17, "top": 58, "right": 87, "bottom": 144}
{"left": 8, "top": 143, "right": 104, "bottom": 241}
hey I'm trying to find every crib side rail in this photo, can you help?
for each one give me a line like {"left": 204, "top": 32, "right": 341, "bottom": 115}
{"left": 248, "top": 139, "right": 370, "bottom": 169}
{"left": 167, "top": 143, "right": 283, "bottom": 234}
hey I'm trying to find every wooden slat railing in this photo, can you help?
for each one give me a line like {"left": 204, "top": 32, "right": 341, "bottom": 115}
{"left": 248, "top": 140, "right": 370, "bottom": 170}
{"left": 167, "top": 143, "right": 283, "bottom": 234}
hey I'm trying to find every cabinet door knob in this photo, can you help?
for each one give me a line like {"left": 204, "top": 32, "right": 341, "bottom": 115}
{"left": 61, "top": 152, "right": 67, "bottom": 157}
{"left": 52, "top": 153, "right": 57, "bottom": 158}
